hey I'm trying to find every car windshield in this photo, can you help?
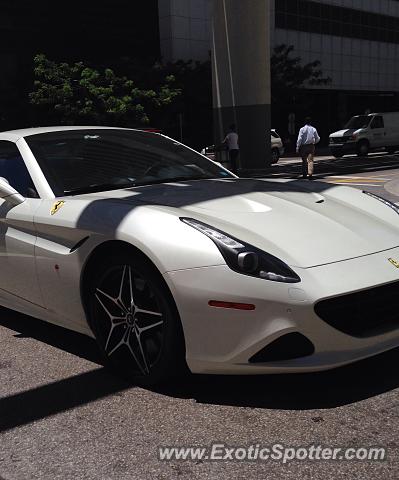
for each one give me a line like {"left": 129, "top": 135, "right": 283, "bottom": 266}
{"left": 344, "top": 115, "right": 371, "bottom": 130}
{"left": 25, "top": 129, "right": 234, "bottom": 196}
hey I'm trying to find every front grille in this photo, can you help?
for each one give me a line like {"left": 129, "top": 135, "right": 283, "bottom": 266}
{"left": 314, "top": 281, "right": 399, "bottom": 337}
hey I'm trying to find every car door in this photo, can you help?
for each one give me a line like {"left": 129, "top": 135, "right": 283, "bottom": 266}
{"left": 0, "top": 140, "right": 44, "bottom": 306}
{"left": 369, "top": 115, "right": 385, "bottom": 149}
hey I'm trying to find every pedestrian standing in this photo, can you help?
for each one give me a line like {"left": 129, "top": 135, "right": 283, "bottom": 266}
{"left": 223, "top": 124, "right": 239, "bottom": 174}
{"left": 296, "top": 117, "right": 320, "bottom": 179}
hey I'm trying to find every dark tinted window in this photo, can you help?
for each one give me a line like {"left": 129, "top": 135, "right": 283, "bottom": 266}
{"left": 370, "top": 116, "right": 384, "bottom": 129}
{"left": 25, "top": 129, "right": 234, "bottom": 196}
{"left": 0, "top": 141, "right": 38, "bottom": 198}
{"left": 344, "top": 116, "right": 371, "bottom": 130}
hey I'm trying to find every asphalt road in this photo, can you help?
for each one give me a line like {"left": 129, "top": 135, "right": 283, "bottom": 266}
{"left": 1, "top": 154, "right": 399, "bottom": 480}
{"left": 271, "top": 151, "right": 399, "bottom": 202}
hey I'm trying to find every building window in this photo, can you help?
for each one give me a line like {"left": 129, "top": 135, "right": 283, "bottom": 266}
{"left": 275, "top": 0, "right": 399, "bottom": 44}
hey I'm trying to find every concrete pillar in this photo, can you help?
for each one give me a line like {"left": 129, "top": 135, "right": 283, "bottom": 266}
{"left": 211, "top": 0, "right": 271, "bottom": 170}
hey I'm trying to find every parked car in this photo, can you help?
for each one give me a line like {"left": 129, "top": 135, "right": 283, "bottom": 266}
{"left": 2, "top": 126, "right": 399, "bottom": 385}
{"left": 201, "top": 129, "right": 285, "bottom": 167}
{"left": 200, "top": 143, "right": 226, "bottom": 163}
{"left": 329, "top": 112, "right": 399, "bottom": 158}
{"left": 271, "top": 129, "right": 285, "bottom": 163}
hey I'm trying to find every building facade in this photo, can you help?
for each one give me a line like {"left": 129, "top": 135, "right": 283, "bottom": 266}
{"left": 159, "top": 0, "right": 399, "bottom": 143}
{"left": 2, "top": 0, "right": 399, "bottom": 145}
{"left": 158, "top": 0, "right": 212, "bottom": 62}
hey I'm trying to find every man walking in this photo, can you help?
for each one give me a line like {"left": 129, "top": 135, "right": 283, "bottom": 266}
{"left": 296, "top": 117, "right": 320, "bottom": 179}
{"left": 223, "top": 124, "right": 239, "bottom": 174}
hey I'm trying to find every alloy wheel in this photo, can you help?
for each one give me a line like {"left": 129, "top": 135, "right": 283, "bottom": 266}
{"left": 93, "top": 264, "right": 164, "bottom": 376}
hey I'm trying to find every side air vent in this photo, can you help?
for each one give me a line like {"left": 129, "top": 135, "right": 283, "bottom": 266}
{"left": 249, "top": 333, "right": 315, "bottom": 363}
{"left": 70, "top": 236, "right": 90, "bottom": 253}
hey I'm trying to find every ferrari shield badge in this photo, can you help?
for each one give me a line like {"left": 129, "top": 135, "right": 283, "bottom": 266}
{"left": 388, "top": 258, "right": 399, "bottom": 269}
{"left": 50, "top": 200, "right": 65, "bottom": 215}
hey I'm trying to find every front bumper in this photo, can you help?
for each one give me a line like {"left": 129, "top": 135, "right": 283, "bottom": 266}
{"left": 329, "top": 140, "right": 356, "bottom": 155}
{"left": 164, "top": 246, "right": 399, "bottom": 374}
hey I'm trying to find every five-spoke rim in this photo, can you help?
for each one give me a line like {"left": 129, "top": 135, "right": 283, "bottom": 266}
{"left": 94, "top": 265, "right": 164, "bottom": 376}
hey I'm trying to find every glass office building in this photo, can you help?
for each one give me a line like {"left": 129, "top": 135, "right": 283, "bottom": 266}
{"left": 159, "top": 0, "right": 399, "bottom": 140}
{"left": 2, "top": 0, "right": 399, "bottom": 140}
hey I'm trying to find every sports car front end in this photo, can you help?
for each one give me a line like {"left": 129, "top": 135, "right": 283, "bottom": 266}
{"left": 166, "top": 248, "right": 399, "bottom": 374}
{"left": 152, "top": 180, "right": 399, "bottom": 375}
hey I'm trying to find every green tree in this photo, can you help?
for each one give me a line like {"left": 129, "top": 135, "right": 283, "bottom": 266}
{"left": 147, "top": 47, "right": 329, "bottom": 147}
{"left": 113, "top": 57, "right": 213, "bottom": 148}
{"left": 270, "top": 44, "right": 331, "bottom": 121}
{"left": 29, "top": 54, "right": 181, "bottom": 126}
{"left": 271, "top": 44, "right": 331, "bottom": 94}
{"left": 270, "top": 44, "right": 331, "bottom": 149}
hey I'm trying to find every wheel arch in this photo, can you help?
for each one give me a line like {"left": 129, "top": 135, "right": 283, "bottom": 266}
{"left": 81, "top": 239, "right": 189, "bottom": 381}
{"left": 80, "top": 240, "right": 183, "bottom": 334}
{"left": 356, "top": 138, "right": 370, "bottom": 156}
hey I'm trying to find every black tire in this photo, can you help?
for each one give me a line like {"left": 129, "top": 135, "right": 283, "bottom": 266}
{"left": 271, "top": 148, "right": 280, "bottom": 164}
{"left": 87, "top": 252, "right": 186, "bottom": 386}
{"left": 356, "top": 141, "right": 369, "bottom": 157}
{"left": 330, "top": 148, "right": 343, "bottom": 158}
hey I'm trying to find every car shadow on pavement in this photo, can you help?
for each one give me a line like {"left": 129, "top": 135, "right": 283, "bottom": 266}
{"left": 1, "top": 307, "right": 399, "bottom": 430}
{"left": 0, "top": 306, "right": 102, "bottom": 364}
{"left": 155, "top": 347, "right": 399, "bottom": 410}
{"left": 0, "top": 308, "right": 131, "bottom": 433}
{"left": 0, "top": 366, "right": 130, "bottom": 432}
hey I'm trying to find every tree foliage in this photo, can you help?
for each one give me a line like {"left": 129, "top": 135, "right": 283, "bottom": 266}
{"left": 270, "top": 44, "right": 331, "bottom": 145}
{"left": 29, "top": 54, "right": 181, "bottom": 126}
{"left": 28, "top": 46, "right": 330, "bottom": 145}
{"left": 109, "top": 57, "right": 213, "bottom": 148}
{"left": 271, "top": 44, "right": 331, "bottom": 100}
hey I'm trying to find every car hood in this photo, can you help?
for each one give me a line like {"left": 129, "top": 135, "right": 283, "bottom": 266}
{"left": 330, "top": 129, "right": 358, "bottom": 138}
{"left": 79, "top": 178, "right": 399, "bottom": 268}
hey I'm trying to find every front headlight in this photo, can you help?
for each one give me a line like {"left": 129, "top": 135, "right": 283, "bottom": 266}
{"left": 180, "top": 217, "right": 300, "bottom": 283}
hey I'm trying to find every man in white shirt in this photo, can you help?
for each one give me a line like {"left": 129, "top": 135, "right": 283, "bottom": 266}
{"left": 223, "top": 124, "right": 239, "bottom": 173}
{"left": 296, "top": 117, "right": 320, "bottom": 179}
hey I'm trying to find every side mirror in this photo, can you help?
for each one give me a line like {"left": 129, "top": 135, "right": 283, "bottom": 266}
{"left": 0, "top": 177, "right": 25, "bottom": 206}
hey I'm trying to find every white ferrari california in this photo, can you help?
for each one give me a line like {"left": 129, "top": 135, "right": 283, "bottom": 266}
{"left": 1, "top": 126, "right": 399, "bottom": 385}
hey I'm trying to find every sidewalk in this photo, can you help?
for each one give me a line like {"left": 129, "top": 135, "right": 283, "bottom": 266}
{"left": 281, "top": 146, "right": 331, "bottom": 158}
{"left": 384, "top": 178, "right": 399, "bottom": 199}
{"left": 241, "top": 151, "right": 399, "bottom": 202}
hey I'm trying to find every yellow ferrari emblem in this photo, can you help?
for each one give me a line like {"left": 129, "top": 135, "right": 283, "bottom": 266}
{"left": 50, "top": 201, "right": 65, "bottom": 215}
{"left": 388, "top": 258, "right": 399, "bottom": 269}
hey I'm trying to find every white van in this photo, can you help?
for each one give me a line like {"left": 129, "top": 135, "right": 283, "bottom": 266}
{"left": 329, "top": 112, "right": 399, "bottom": 157}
